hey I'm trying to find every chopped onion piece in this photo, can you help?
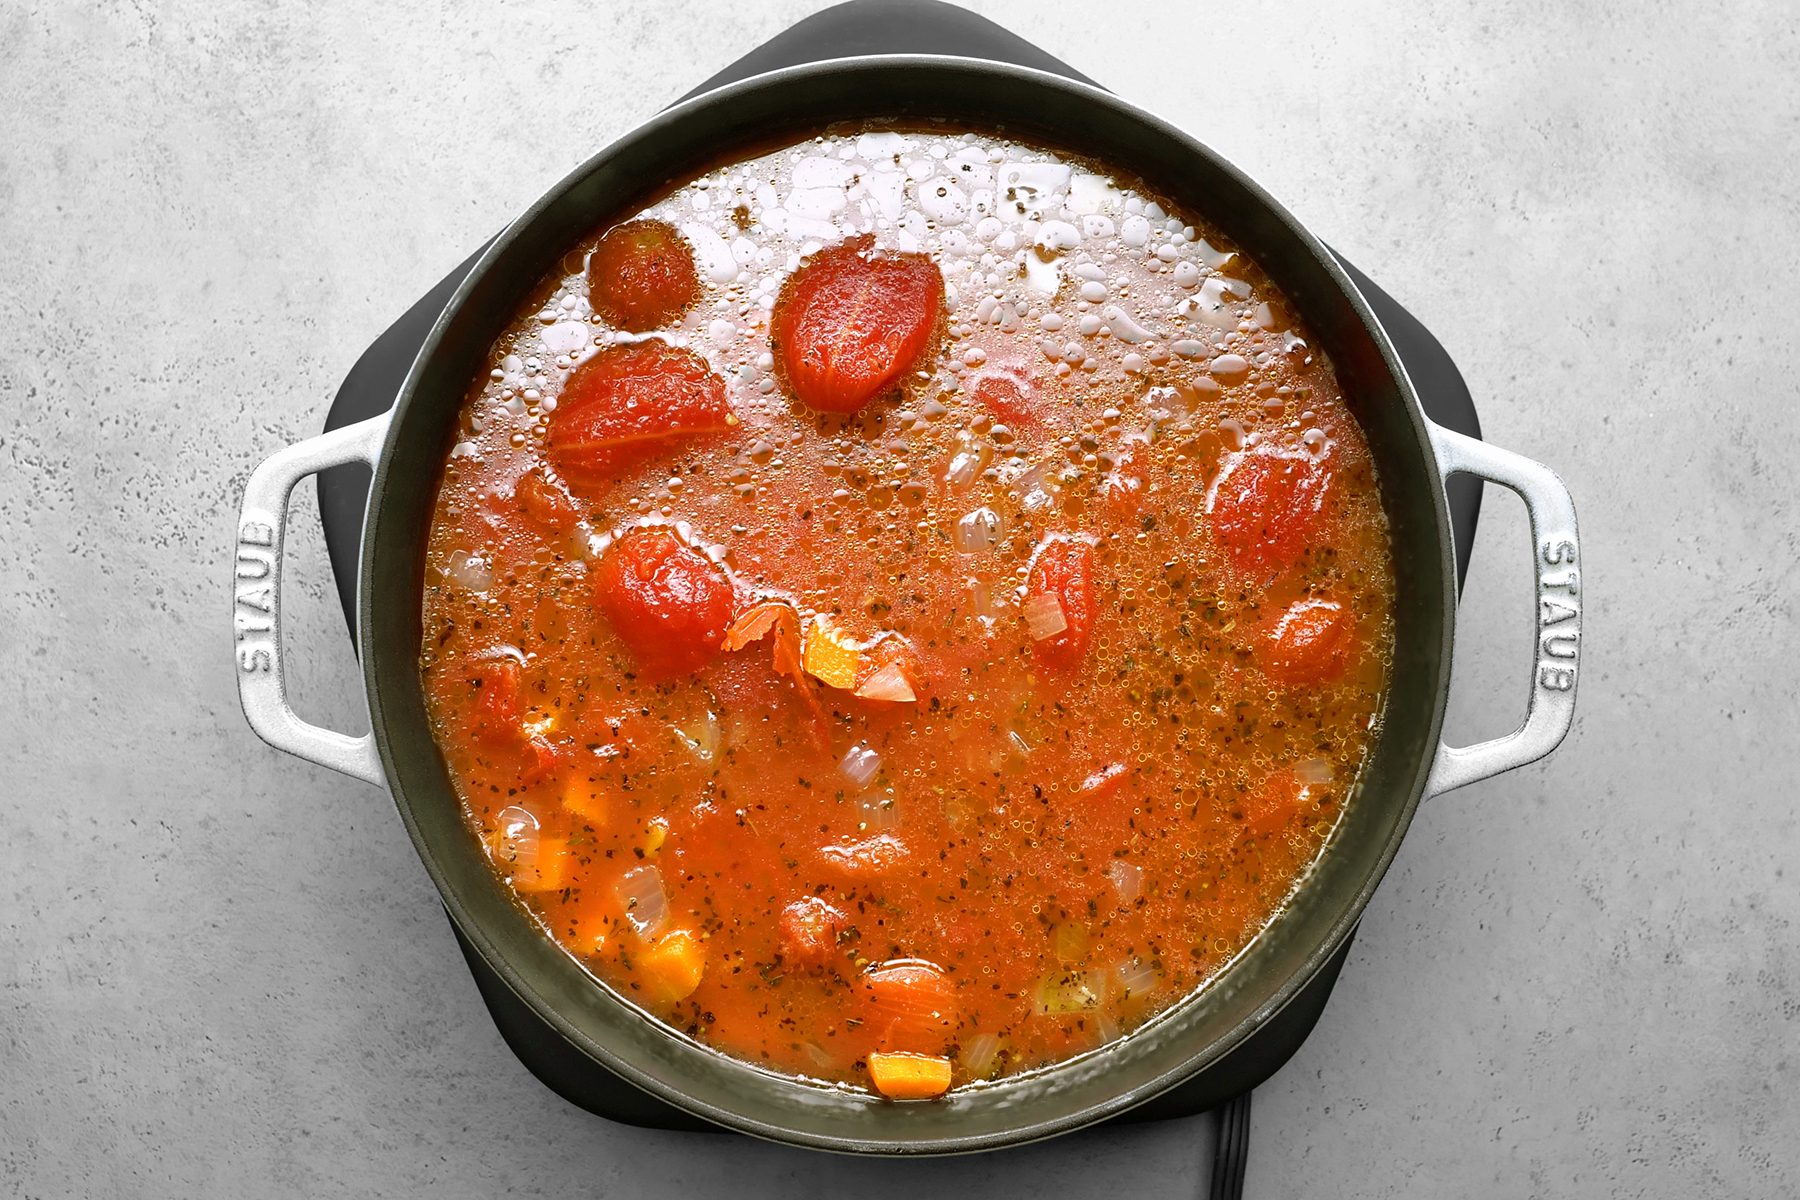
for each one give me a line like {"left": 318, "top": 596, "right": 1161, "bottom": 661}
{"left": 1107, "top": 859, "right": 1145, "bottom": 902}
{"left": 953, "top": 506, "right": 1004, "bottom": 553}
{"left": 1112, "top": 957, "right": 1157, "bottom": 999}
{"left": 489, "top": 805, "right": 541, "bottom": 870}
{"left": 945, "top": 449, "right": 982, "bottom": 488}
{"left": 855, "top": 662, "right": 917, "bottom": 703}
{"left": 1023, "top": 592, "right": 1069, "bottom": 641}
{"left": 675, "top": 710, "right": 722, "bottom": 763}
{"left": 1034, "top": 970, "right": 1100, "bottom": 1015}
{"left": 1296, "top": 756, "right": 1334, "bottom": 785}
{"left": 840, "top": 743, "right": 882, "bottom": 789}
{"left": 447, "top": 550, "right": 493, "bottom": 593}
{"left": 613, "top": 865, "right": 669, "bottom": 937}
{"left": 961, "top": 1032, "right": 1001, "bottom": 1078}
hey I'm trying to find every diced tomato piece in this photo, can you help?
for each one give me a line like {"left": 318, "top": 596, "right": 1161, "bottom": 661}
{"left": 1264, "top": 598, "right": 1353, "bottom": 685}
{"left": 1205, "top": 446, "right": 1334, "bottom": 575}
{"left": 593, "top": 529, "right": 735, "bottom": 678}
{"left": 513, "top": 467, "right": 578, "bottom": 532}
{"left": 778, "top": 897, "right": 850, "bottom": 971}
{"left": 771, "top": 235, "right": 943, "bottom": 414}
{"left": 816, "top": 833, "right": 909, "bottom": 881}
{"left": 972, "top": 369, "right": 1035, "bottom": 426}
{"left": 519, "top": 733, "right": 563, "bottom": 784}
{"left": 1025, "top": 535, "right": 1097, "bottom": 670}
{"left": 470, "top": 654, "right": 523, "bottom": 742}
{"left": 548, "top": 342, "right": 735, "bottom": 481}
{"left": 1101, "top": 441, "right": 1147, "bottom": 513}
{"left": 863, "top": 960, "right": 956, "bottom": 1051}
{"left": 587, "top": 219, "right": 702, "bottom": 331}
{"left": 1063, "top": 761, "right": 1139, "bottom": 866}
{"left": 1080, "top": 761, "right": 1130, "bottom": 800}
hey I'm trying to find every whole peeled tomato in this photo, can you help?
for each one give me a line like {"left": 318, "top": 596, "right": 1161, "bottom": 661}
{"left": 1206, "top": 446, "right": 1335, "bottom": 576}
{"left": 771, "top": 235, "right": 943, "bottom": 415}
{"left": 593, "top": 528, "right": 735, "bottom": 679}
{"left": 587, "top": 219, "right": 702, "bottom": 331}
{"left": 547, "top": 342, "right": 734, "bottom": 482}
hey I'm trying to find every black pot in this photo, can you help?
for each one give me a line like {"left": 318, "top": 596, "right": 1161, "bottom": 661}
{"left": 233, "top": 56, "right": 1583, "bottom": 1155}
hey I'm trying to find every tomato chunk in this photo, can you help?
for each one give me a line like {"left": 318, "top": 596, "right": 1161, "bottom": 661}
{"left": 778, "top": 897, "right": 850, "bottom": 971}
{"left": 587, "top": 219, "right": 702, "bottom": 331}
{"left": 1264, "top": 598, "right": 1353, "bottom": 685}
{"left": 816, "top": 833, "right": 909, "bottom": 881}
{"left": 1025, "top": 535, "right": 1097, "bottom": 670}
{"left": 469, "top": 654, "right": 523, "bottom": 742}
{"left": 593, "top": 529, "right": 735, "bottom": 678}
{"left": 1101, "top": 441, "right": 1147, "bottom": 513}
{"left": 548, "top": 342, "right": 735, "bottom": 481}
{"left": 1206, "top": 446, "right": 1334, "bottom": 575}
{"left": 972, "top": 369, "right": 1035, "bottom": 426}
{"left": 772, "top": 235, "right": 943, "bottom": 414}
{"left": 513, "top": 467, "right": 577, "bottom": 532}
{"left": 863, "top": 960, "right": 956, "bottom": 1051}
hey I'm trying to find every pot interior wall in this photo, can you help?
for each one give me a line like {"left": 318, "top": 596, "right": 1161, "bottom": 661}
{"left": 360, "top": 59, "right": 1453, "bottom": 1152}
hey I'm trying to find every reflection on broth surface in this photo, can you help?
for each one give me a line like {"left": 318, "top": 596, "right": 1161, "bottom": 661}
{"left": 419, "top": 126, "right": 1395, "bottom": 1099}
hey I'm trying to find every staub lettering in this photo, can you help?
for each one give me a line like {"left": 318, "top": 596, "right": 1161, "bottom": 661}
{"left": 1536, "top": 538, "right": 1580, "bottom": 692}
{"left": 236, "top": 517, "right": 278, "bottom": 672}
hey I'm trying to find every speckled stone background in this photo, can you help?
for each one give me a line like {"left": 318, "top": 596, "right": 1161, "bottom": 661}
{"left": 3, "top": 1, "right": 1796, "bottom": 1196}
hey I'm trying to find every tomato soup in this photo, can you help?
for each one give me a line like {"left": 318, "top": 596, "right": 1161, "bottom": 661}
{"left": 419, "top": 127, "right": 1395, "bottom": 1100}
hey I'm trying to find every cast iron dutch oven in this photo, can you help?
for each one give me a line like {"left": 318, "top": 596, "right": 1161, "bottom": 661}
{"left": 232, "top": 57, "right": 1583, "bottom": 1154}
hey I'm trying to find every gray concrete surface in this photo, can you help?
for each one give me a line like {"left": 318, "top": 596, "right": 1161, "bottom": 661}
{"left": 3, "top": 1, "right": 1797, "bottom": 1196}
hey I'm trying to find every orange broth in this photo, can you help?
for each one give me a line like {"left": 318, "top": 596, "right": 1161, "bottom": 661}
{"left": 418, "top": 127, "right": 1395, "bottom": 1097}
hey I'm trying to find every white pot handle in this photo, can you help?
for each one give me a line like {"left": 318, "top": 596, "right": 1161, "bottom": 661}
{"left": 233, "top": 414, "right": 391, "bottom": 786}
{"left": 1426, "top": 425, "right": 1582, "bottom": 797}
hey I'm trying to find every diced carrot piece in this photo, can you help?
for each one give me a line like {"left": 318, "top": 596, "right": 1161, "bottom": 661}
{"left": 802, "top": 616, "right": 862, "bottom": 690}
{"left": 484, "top": 827, "right": 569, "bottom": 894}
{"left": 636, "top": 929, "right": 707, "bottom": 1004}
{"left": 562, "top": 774, "right": 610, "bottom": 825}
{"left": 867, "top": 1051, "right": 953, "bottom": 1100}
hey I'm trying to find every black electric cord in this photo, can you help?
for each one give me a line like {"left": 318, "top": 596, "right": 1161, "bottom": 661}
{"left": 1207, "top": 1091, "right": 1252, "bottom": 1200}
